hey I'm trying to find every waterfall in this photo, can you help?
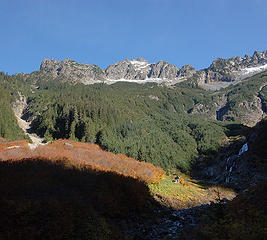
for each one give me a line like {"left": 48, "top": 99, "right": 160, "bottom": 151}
{"left": 225, "top": 142, "right": 248, "bottom": 183}
{"left": 238, "top": 143, "right": 248, "bottom": 156}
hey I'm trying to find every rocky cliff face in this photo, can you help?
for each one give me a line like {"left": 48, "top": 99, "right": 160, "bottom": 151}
{"left": 105, "top": 58, "right": 151, "bottom": 80}
{"left": 148, "top": 61, "right": 179, "bottom": 79}
{"left": 189, "top": 73, "right": 267, "bottom": 127}
{"left": 39, "top": 50, "right": 266, "bottom": 87}
{"left": 40, "top": 58, "right": 106, "bottom": 84}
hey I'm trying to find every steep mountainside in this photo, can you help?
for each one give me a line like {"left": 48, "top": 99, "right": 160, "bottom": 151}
{"left": 194, "top": 117, "right": 267, "bottom": 190}
{"left": 0, "top": 72, "right": 227, "bottom": 171}
{"left": 189, "top": 72, "right": 267, "bottom": 126}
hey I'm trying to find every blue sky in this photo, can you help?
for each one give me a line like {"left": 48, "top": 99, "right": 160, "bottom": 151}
{"left": 1, "top": 0, "right": 266, "bottom": 74}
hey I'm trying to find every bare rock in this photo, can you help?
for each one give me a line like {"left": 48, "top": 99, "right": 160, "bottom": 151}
{"left": 40, "top": 58, "right": 106, "bottom": 84}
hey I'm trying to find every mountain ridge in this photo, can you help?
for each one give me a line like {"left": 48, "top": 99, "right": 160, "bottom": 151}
{"left": 37, "top": 50, "right": 267, "bottom": 88}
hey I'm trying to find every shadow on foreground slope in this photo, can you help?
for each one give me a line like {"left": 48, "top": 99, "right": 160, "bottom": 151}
{"left": 0, "top": 158, "right": 159, "bottom": 239}
{"left": 180, "top": 181, "right": 267, "bottom": 240}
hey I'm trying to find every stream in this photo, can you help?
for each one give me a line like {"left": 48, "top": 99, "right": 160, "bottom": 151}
{"left": 124, "top": 204, "right": 211, "bottom": 239}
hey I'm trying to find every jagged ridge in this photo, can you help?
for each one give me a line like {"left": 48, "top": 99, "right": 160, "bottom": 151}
{"left": 40, "top": 57, "right": 196, "bottom": 85}
{"left": 39, "top": 50, "right": 267, "bottom": 88}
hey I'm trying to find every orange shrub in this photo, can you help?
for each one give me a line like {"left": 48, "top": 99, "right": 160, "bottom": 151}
{"left": 179, "top": 177, "right": 190, "bottom": 186}
{"left": 0, "top": 139, "right": 165, "bottom": 183}
{"left": 0, "top": 140, "right": 29, "bottom": 151}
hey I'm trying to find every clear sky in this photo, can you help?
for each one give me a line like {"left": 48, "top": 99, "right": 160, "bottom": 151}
{"left": 1, "top": 0, "right": 267, "bottom": 74}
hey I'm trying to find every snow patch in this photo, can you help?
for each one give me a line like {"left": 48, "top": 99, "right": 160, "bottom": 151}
{"left": 130, "top": 60, "right": 148, "bottom": 65}
{"left": 104, "top": 74, "right": 188, "bottom": 85}
{"left": 129, "top": 60, "right": 150, "bottom": 70}
{"left": 105, "top": 77, "right": 172, "bottom": 85}
{"left": 241, "top": 64, "right": 267, "bottom": 75}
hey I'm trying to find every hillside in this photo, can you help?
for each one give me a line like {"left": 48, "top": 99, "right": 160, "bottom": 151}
{"left": 1, "top": 124, "right": 265, "bottom": 239}
{"left": 188, "top": 71, "right": 267, "bottom": 126}
{"left": 3, "top": 78, "right": 227, "bottom": 171}
{"left": 0, "top": 73, "right": 29, "bottom": 141}
{"left": 0, "top": 139, "right": 165, "bottom": 183}
{"left": 0, "top": 157, "right": 157, "bottom": 239}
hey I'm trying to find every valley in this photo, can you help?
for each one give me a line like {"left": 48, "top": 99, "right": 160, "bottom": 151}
{"left": 0, "top": 51, "right": 267, "bottom": 239}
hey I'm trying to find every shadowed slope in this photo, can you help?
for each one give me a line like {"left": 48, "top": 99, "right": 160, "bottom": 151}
{"left": 0, "top": 158, "right": 158, "bottom": 239}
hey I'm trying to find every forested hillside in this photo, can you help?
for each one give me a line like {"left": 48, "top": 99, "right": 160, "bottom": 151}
{"left": 21, "top": 80, "right": 228, "bottom": 171}
{"left": 0, "top": 70, "right": 266, "bottom": 172}
{"left": 0, "top": 73, "right": 28, "bottom": 141}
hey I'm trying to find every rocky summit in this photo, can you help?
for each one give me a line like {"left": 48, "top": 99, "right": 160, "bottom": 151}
{"left": 39, "top": 50, "right": 267, "bottom": 89}
{"left": 195, "top": 50, "right": 267, "bottom": 89}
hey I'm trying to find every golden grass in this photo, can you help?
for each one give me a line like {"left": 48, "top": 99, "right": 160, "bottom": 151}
{"left": 149, "top": 173, "right": 236, "bottom": 209}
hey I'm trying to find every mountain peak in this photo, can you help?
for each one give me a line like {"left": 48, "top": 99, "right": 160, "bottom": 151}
{"left": 136, "top": 57, "right": 148, "bottom": 63}
{"left": 40, "top": 58, "right": 105, "bottom": 84}
{"left": 195, "top": 50, "right": 267, "bottom": 89}
{"left": 63, "top": 58, "right": 75, "bottom": 63}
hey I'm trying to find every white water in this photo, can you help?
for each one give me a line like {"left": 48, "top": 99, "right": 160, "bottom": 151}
{"left": 238, "top": 143, "right": 248, "bottom": 156}
{"left": 225, "top": 142, "right": 248, "bottom": 183}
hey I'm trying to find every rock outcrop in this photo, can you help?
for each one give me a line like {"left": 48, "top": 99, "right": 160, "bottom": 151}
{"left": 148, "top": 61, "right": 179, "bottom": 79}
{"left": 105, "top": 58, "right": 151, "bottom": 80}
{"left": 196, "top": 50, "right": 267, "bottom": 89}
{"left": 177, "top": 64, "right": 196, "bottom": 78}
{"left": 40, "top": 58, "right": 106, "bottom": 84}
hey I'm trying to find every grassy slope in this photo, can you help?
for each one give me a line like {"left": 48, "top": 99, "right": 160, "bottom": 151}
{"left": 149, "top": 173, "right": 236, "bottom": 209}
